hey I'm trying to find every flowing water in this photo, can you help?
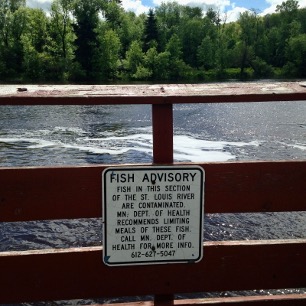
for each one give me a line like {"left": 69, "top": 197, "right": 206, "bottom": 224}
{"left": 0, "top": 101, "right": 306, "bottom": 304}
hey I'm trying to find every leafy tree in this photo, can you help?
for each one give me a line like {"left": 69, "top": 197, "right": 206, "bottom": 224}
{"left": 285, "top": 33, "right": 306, "bottom": 76}
{"left": 96, "top": 28, "right": 121, "bottom": 80}
{"left": 206, "top": 7, "right": 221, "bottom": 25}
{"left": 221, "top": 22, "right": 240, "bottom": 68}
{"left": 180, "top": 18, "right": 205, "bottom": 67}
{"left": 104, "top": 0, "right": 123, "bottom": 30}
{"left": 48, "top": 0, "right": 75, "bottom": 81}
{"left": 0, "top": 0, "right": 26, "bottom": 78}
{"left": 298, "top": 8, "right": 306, "bottom": 33}
{"left": 49, "top": 0, "right": 75, "bottom": 59}
{"left": 21, "top": 8, "right": 50, "bottom": 81}
{"left": 237, "top": 11, "right": 259, "bottom": 77}
{"left": 274, "top": 0, "right": 300, "bottom": 67}
{"left": 165, "top": 34, "right": 191, "bottom": 80}
{"left": 123, "top": 40, "right": 144, "bottom": 78}
{"left": 6, "top": 0, "right": 25, "bottom": 12}
{"left": 197, "top": 36, "right": 215, "bottom": 69}
{"left": 155, "top": 2, "right": 181, "bottom": 51}
{"left": 25, "top": 8, "right": 48, "bottom": 53}
{"left": 276, "top": 0, "right": 299, "bottom": 21}
{"left": 143, "top": 46, "right": 170, "bottom": 80}
{"left": 117, "top": 11, "right": 145, "bottom": 56}
{"left": 181, "top": 6, "right": 202, "bottom": 19}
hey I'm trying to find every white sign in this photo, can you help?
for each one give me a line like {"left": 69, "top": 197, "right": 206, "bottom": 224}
{"left": 102, "top": 166, "right": 204, "bottom": 266}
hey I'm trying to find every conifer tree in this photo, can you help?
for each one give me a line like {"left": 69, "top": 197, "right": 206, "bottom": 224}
{"left": 72, "top": 0, "right": 102, "bottom": 81}
{"left": 143, "top": 9, "right": 159, "bottom": 52}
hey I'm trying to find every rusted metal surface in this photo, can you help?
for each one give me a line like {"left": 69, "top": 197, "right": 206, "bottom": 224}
{"left": 0, "top": 161, "right": 306, "bottom": 222}
{"left": 0, "top": 240, "right": 305, "bottom": 303}
{"left": 0, "top": 82, "right": 306, "bottom": 105}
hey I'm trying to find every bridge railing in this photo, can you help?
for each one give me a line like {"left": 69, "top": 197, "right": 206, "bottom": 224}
{"left": 0, "top": 82, "right": 306, "bottom": 305}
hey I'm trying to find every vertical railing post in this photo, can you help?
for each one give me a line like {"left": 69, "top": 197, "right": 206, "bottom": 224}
{"left": 152, "top": 103, "right": 174, "bottom": 305}
{"left": 152, "top": 104, "right": 174, "bottom": 164}
{"left": 154, "top": 294, "right": 174, "bottom": 306}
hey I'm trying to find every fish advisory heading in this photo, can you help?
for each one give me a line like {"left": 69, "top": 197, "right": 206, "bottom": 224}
{"left": 103, "top": 166, "right": 205, "bottom": 266}
{"left": 110, "top": 171, "right": 197, "bottom": 183}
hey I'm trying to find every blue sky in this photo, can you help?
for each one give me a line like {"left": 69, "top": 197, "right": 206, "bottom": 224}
{"left": 28, "top": 0, "right": 306, "bottom": 22}
{"left": 227, "top": 0, "right": 268, "bottom": 10}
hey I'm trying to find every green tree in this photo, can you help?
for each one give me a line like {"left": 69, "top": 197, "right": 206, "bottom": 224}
{"left": 221, "top": 22, "right": 240, "bottom": 68}
{"left": 117, "top": 11, "right": 145, "bottom": 56}
{"left": 274, "top": 0, "right": 300, "bottom": 67}
{"left": 237, "top": 10, "right": 259, "bottom": 78}
{"left": 0, "top": 0, "right": 26, "bottom": 79}
{"left": 285, "top": 33, "right": 306, "bottom": 76}
{"left": 143, "top": 46, "right": 170, "bottom": 80}
{"left": 26, "top": 8, "right": 48, "bottom": 53}
{"left": 155, "top": 2, "right": 181, "bottom": 51}
{"left": 49, "top": 0, "right": 74, "bottom": 59}
{"left": 298, "top": 8, "right": 306, "bottom": 33}
{"left": 165, "top": 34, "right": 191, "bottom": 80}
{"left": 21, "top": 8, "right": 50, "bottom": 81}
{"left": 104, "top": 0, "right": 123, "bottom": 30}
{"left": 123, "top": 40, "right": 145, "bottom": 79}
{"left": 72, "top": 0, "right": 104, "bottom": 81}
{"left": 276, "top": 0, "right": 299, "bottom": 21}
{"left": 197, "top": 36, "right": 215, "bottom": 69}
{"left": 48, "top": 0, "right": 75, "bottom": 81}
{"left": 181, "top": 18, "right": 205, "bottom": 67}
{"left": 143, "top": 8, "right": 159, "bottom": 51}
{"left": 96, "top": 28, "right": 121, "bottom": 80}
{"left": 181, "top": 6, "right": 202, "bottom": 19}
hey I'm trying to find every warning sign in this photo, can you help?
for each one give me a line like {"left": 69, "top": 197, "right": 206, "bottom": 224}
{"left": 102, "top": 166, "right": 204, "bottom": 266}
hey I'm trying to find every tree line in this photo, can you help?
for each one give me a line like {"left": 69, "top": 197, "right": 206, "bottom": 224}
{"left": 0, "top": 0, "right": 305, "bottom": 83}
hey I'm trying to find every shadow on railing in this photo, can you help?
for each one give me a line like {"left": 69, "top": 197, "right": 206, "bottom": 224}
{"left": 0, "top": 82, "right": 306, "bottom": 305}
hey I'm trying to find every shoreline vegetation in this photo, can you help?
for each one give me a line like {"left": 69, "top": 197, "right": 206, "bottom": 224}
{"left": 0, "top": 0, "right": 306, "bottom": 84}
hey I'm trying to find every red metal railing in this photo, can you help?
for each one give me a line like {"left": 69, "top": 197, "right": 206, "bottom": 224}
{"left": 0, "top": 82, "right": 306, "bottom": 305}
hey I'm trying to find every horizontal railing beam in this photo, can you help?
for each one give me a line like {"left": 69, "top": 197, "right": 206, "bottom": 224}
{"left": 0, "top": 240, "right": 305, "bottom": 304}
{"left": 1, "top": 82, "right": 306, "bottom": 105}
{"left": 89, "top": 294, "right": 306, "bottom": 306}
{"left": 175, "top": 294, "right": 306, "bottom": 305}
{"left": 0, "top": 161, "right": 305, "bottom": 222}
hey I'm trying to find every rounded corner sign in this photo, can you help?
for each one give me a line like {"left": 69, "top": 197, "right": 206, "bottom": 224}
{"left": 102, "top": 165, "right": 204, "bottom": 266}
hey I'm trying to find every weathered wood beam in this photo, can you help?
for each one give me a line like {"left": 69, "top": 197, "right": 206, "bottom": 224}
{"left": 0, "top": 161, "right": 305, "bottom": 222}
{"left": 0, "top": 82, "right": 306, "bottom": 105}
{"left": 0, "top": 240, "right": 305, "bottom": 304}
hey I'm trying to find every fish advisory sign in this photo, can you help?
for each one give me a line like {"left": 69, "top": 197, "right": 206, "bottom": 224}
{"left": 102, "top": 166, "right": 204, "bottom": 266}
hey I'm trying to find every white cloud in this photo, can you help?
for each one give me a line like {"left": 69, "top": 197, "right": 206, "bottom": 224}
{"left": 27, "top": 0, "right": 51, "bottom": 10}
{"left": 121, "top": 0, "right": 150, "bottom": 15}
{"left": 225, "top": 6, "right": 249, "bottom": 22}
{"left": 260, "top": 0, "right": 282, "bottom": 15}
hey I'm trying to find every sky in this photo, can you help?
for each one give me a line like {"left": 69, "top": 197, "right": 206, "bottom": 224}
{"left": 27, "top": 0, "right": 306, "bottom": 22}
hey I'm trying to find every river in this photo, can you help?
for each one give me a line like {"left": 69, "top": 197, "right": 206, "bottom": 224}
{"left": 0, "top": 101, "right": 306, "bottom": 303}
